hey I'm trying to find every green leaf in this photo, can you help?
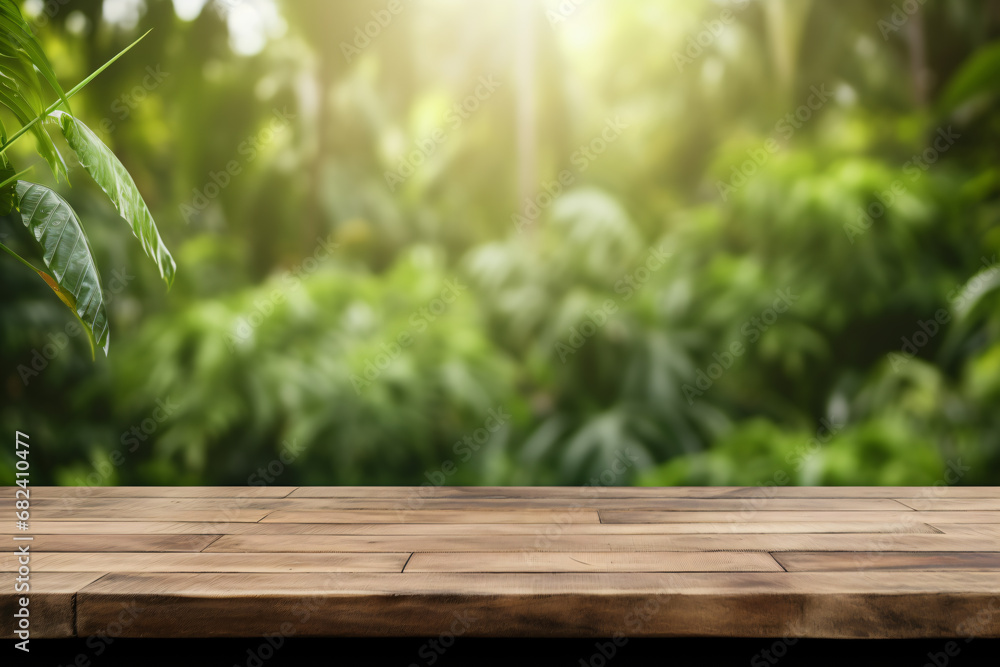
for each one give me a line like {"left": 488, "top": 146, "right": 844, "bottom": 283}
{"left": 939, "top": 40, "right": 1000, "bottom": 113}
{"left": 49, "top": 110, "right": 176, "bottom": 288}
{"left": 0, "top": 29, "right": 150, "bottom": 168}
{"left": 14, "top": 181, "right": 109, "bottom": 357}
{"left": 0, "top": 1, "right": 70, "bottom": 180}
{"left": 0, "top": 1, "right": 71, "bottom": 109}
{"left": 0, "top": 71, "right": 68, "bottom": 180}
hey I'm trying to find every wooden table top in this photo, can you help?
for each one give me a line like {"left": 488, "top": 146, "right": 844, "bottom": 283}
{"left": 4, "top": 486, "right": 1000, "bottom": 639}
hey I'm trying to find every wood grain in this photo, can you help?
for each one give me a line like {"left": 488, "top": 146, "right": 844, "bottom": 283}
{"left": 3, "top": 485, "right": 998, "bottom": 640}
{"left": 927, "top": 524, "right": 1000, "bottom": 538}
{"left": 19, "top": 486, "right": 297, "bottom": 499}
{"left": 895, "top": 498, "right": 1000, "bottom": 511}
{"left": 0, "top": 519, "right": 941, "bottom": 536}
{"left": 75, "top": 571, "right": 1000, "bottom": 638}
{"left": 287, "top": 486, "right": 1000, "bottom": 499}
{"left": 0, "top": 521, "right": 238, "bottom": 535}
{"left": 194, "top": 520, "right": 947, "bottom": 536}
{"left": 599, "top": 510, "right": 1000, "bottom": 523}
{"left": 204, "top": 533, "right": 999, "bottom": 553}
{"left": 33, "top": 497, "right": 912, "bottom": 511}
{"left": 0, "top": 552, "right": 409, "bottom": 573}
{"left": 0, "top": 534, "right": 219, "bottom": 552}
{"left": 30, "top": 509, "right": 270, "bottom": 522}
{"left": 260, "top": 509, "right": 602, "bottom": 524}
{"left": 404, "top": 551, "right": 784, "bottom": 573}
{"left": 775, "top": 551, "right": 1000, "bottom": 572}
{"left": 0, "top": 572, "right": 106, "bottom": 639}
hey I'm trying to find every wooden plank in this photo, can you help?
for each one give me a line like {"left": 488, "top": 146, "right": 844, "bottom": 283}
{"left": 31, "top": 497, "right": 912, "bottom": 511}
{"left": 0, "top": 521, "right": 239, "bottom": 535}
{"left": 15, "top": 486, "right": 297, "bottom": 499}
{"left": 288, "top": 486, "right": 753, "bottom": 498}
{"left": 34, "top": 498, "right": 277, "bottom": 510}
{"left": 204, "top": 533, "right": 999, "bottom": 553}
{"left": 0, "top": 572, "right": 106, "bottom": 639}
{"left": 30, "top": 509, "right": 270, "bottom": 522}
{"left": 10, "top": 485, "right": 997, "bottom": 501}
{"left": 711, "top": 487, "right": 1000, "bottom": 499}
{"left": 0, "top": 535, "right": 219, "bottom": 553}
{"left": 775, "top": 551, "right": 1000, "bottom": 572}
{"left": 0, "top": 519, "right": 941, "bottom": 537}
{"left": 194, "top": 521, "right": 942, "bottom": 536}
{"left": 928, "top": 524, "right": 1000, "bottom": 538}
{"left": 286, "top": 486, "right": 1000, "bottom": 499}
{"left": 260, "top": 510, "right": 602, "bottom": 524}
{"left": 896, "top": 499, "right": 1000, "bottom": 511}
{"left": 404, "top": 551, "right": 784, "bottom": 573}
{"left": 75, "top": 571, "right": 1000, "bottom": 638}
{"left": 599, "top": 510, "right": 1000, "bottom": 524}
{"left": 0, "top": 552, "right": 409, "bottom": 573}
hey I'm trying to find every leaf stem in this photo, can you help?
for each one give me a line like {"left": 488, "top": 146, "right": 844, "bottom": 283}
{"left": 0, "top": 239, "right": 42, "bottom": 272}
{"left": 0, "top": 167, "right": 33, "bottom": 190}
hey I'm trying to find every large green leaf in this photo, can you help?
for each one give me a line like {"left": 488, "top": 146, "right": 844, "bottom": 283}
{"left": 0, "top": 1, "right": 70, "bottom": 108}
{"left": 0, "top": 68, "right": 68, "bottom": 180}
{"left": 15, "top": 181, "right": 109, "bottom": 357}
{"left": 49, "top": 110, "right": 176, "bottom": 287}
{"left": 0, "top": 0, "right": 70, "bottom": 180}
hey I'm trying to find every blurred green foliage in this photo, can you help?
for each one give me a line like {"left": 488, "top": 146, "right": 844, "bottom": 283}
{"left": 1, "top": 0, "right": 999, "bottom": 487}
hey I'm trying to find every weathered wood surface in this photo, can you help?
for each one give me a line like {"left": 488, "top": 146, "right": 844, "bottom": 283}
{"left": 2, "top": 486, "right": 999, "bottom": 638}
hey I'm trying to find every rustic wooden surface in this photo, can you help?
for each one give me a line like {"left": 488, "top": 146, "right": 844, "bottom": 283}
{"left": 3, "top": 486, "right": 1000, "bottom": 638}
